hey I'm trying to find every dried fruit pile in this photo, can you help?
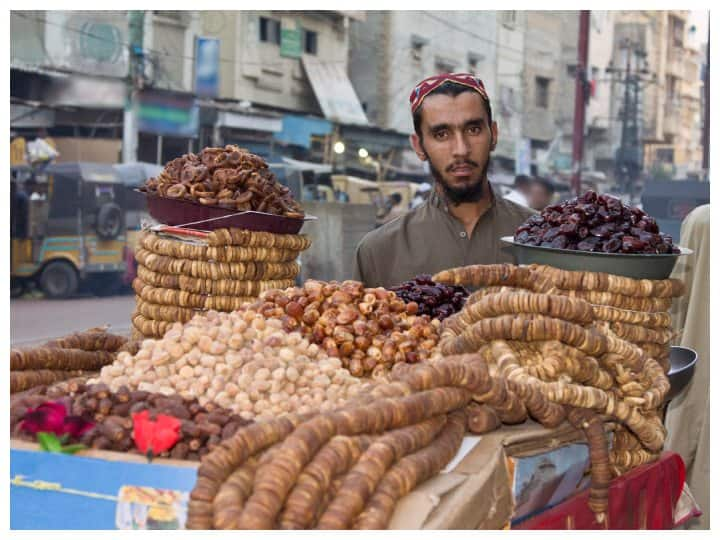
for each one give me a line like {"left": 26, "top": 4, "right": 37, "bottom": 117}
{"left": 245, "top": 280, "right": 441, "bottom": 378}
{"left": 94, "top": 309, "right": 366, "bottom": 422}
{"left": 11, "top": 381, "right": 252, "bottom": 461}
{"left": 389, "top": 274, "right": 468, "bottom": 320}
{"left": 140, "top": 145, "right": 305, "bottom": 218}
{"left": 434, "top": 263, "right": 686, "bottom": 519}
{"left": 187, "top": 353, "right": 563, "bottom": 530}
{"left": 514, "top": 190, "right": 680, "bottom": 254}
{"left": 132, "top": 228, "right": 310, "bottom": 338}
{"left": 10, "top": 328, "right": 128, "bottom": 393}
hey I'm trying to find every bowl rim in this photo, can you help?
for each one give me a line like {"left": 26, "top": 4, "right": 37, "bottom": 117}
{"left": 500, "top": 235, "right": 693, "bottom": 258}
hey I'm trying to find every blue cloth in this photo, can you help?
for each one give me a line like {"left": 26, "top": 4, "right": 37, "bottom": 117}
{"left": 10, "top": 449, "right": 198, "bottom": 529}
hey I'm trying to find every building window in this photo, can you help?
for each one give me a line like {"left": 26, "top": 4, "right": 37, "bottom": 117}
{"left": 435, "top": 57, "right": 456, "bottom": 74}
{"left": 666, "top": 75, "right": 678, "bottom": 106}
{"left": 303, "top": 30, "right": 318, "bottom": 55}
{"left": 501, "top": 11, "right": 517, "bottom": 28}
{"left": 259, "top": 17, "right": 281, "bottom": 45}
{"left": 535, "top": 76, "right": 551, "bottom": 109}
{"left": 671, "top": 16, "right": 684, "bottom": 48}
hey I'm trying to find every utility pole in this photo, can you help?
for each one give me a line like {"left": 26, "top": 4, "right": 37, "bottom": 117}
{"left": 123, "top": 11, "right": 145, "bottom": 164}
{"left": 571, "top": 10, "right": 591, "bottom": 197}
{"left": 606, "top": 38, "right": 655, "bottom": 198}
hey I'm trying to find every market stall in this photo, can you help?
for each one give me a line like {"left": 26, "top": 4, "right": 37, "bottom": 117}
{"left": 10, "top": 145, "right": 700, "bottom": 529}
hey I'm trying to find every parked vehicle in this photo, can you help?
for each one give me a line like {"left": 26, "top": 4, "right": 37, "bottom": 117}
{"left": 11, "top": 162, "right": 128, "bottom": 298}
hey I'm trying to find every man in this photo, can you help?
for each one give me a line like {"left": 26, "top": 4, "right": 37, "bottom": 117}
{"left": 527, "top": 177, "right": 556, "bottom": 211}
{"left": 664, "top": 204, "right": 709, "bottom": 529}
{"left": 377, "top": 192, "right": 405, "bottom": 226}
{"left": 504, "top": 174, "right": 532, "bottom": 207}
{"left": 353, "top": 73, "right": 535, "bottom": 288}
{"left": 410, "top": 183, "right": 432, "bottom": 209}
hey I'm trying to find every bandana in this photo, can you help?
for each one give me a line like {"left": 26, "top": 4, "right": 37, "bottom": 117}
{"left": 409, "top": 73, "right": 489, "bottom": 113}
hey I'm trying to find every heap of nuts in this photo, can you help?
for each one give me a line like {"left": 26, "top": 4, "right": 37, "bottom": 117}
{"left": 140, "top": 145, "right": 305, "bottom": 218}
{"left": 90, "top": 310, "right": 367, "bottom": 422}
{"left": 389, "top": 274, "right": 468, "bottom": 320}
{"left": 11, "top": 382, "right": 253, "bottom": 461}
{"left": 244, "top": 280, "right": 441, "bottom": 378}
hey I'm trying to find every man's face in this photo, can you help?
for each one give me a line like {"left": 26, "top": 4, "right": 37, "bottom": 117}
{"left": 528, "top": 183, "right": 552, "bottom": 211}
{"left": 411, "top": 91, "right": 497, "bottom": 205}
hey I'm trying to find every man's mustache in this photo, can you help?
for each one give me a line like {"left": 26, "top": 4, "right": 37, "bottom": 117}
{"left": 446, "top": 160, "right": 479, "bottom": 172}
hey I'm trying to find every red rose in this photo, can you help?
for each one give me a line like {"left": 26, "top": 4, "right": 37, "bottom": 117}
{"left": 132, "top": 410, "right": 181, "bottom": 459}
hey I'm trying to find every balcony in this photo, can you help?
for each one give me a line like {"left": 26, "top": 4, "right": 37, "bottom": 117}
{"left": 665, "top": 47, "right": 685, "bottom": 78}
{"left": 663, "top": 102, "right": 680, "bottom": 138}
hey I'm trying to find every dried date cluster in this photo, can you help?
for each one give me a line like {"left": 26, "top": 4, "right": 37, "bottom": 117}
{"left": 514, "top": 190, "right": 679, "bottom": 254}
{"left": 389, "top": 274, "right": 468, "bottom": 320}
{"left": 247, "top": 280, "right": 441, "bottom": 378}
{"left": 11, "top": 382, "right": 253, "bottom": 461}
{"left": 141, "top": 145, "right": 304, "bottom": 218}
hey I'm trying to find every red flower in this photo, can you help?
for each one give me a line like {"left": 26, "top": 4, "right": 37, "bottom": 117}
{"left": 132, "top": 410, "right": 181, "bottom": 458}
{"left": 62, "top": 415, "right": 95, "bottom": 439}
{"left": 20, "top": 402, "right": 67, "bottom": 436}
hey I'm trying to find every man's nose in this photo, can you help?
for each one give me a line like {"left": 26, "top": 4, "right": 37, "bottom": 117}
{"left": 451, "top": 132, "right": 470, "bottom": 157}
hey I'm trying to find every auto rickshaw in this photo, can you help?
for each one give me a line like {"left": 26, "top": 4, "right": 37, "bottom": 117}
{"left": 11, "top": 162, "right": 128, "bottom": 298}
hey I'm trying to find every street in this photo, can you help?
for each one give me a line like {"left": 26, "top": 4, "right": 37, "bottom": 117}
{"left": 10, "top": 295, "right": 136, "bottom": 347}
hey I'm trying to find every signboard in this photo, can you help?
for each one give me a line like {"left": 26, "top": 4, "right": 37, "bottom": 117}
{"left": 515, "top": 137, "right": 531, "bottom": 176}
{"left": 194, "top": 37, "right": 220, "bottom": 98}
{"left": 301, "top": 57, "right": 369, "bottom": 126}
{"left": 280, "top": 27, "right": 302, "bottom": 58}
{"left": 136, "top": 89, "right": 199, "bottom": 138}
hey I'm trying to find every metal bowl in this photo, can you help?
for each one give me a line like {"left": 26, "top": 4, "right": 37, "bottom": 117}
{"left": 140, "top": 191, "right": 315, "bottom": 234}
{"left": 665, "top": 346, "right": 698, "bottom": 403}
{"left": 501, "top": 236, "right": 692, "bottom": 280}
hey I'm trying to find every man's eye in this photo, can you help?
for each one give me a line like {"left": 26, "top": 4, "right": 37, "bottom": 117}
{"left": 467, "top": 126, "right": 482, "bottom": 135}
{"left": 433, "top": 130, "right": 448, "bottom": 140}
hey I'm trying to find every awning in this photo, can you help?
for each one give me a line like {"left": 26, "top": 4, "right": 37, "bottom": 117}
{"left": 275, "top": 114, "right": 332, "bottom": 149}
{"left": 280, "top": 157, "right": 333, "bottom": 174}
{"left": 302, "top": 56, "right": 368, "bottom": 126}
{"left": 216, "top": 110, "right": 283, "bottom": 133}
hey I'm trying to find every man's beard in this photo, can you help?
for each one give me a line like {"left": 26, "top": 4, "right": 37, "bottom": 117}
{"left": 423, "top": 148, "right": 490, "bottom": 205}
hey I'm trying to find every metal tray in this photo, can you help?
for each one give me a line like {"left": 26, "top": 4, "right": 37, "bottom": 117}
{"left": 500, "top": 236, "right": 692, "bottom": 280}
{"left": 665, "top": 345, "right": 698, "bottom": 403}
{"left": 141, "top": 191, "right": 315, "bottom": 234}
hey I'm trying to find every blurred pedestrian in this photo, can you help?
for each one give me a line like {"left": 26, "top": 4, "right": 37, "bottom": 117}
{"left": 664, "top": 204, "right": 709, "bottom": 529}
{"left": 527, "top": 177, "right": 555, "bottom": 211}
{"left": 377, "top": 192, "right": 405, "bottom": 226}
{"left": 410, "top": 183, "right": 432, "bottom": 209}
{"left": 504, "top": 174, "right": 532, "bottom": 207}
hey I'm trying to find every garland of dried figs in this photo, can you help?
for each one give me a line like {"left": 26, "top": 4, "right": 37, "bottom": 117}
{"left": 434, "top": 263, "right": 684, "bottom": 486}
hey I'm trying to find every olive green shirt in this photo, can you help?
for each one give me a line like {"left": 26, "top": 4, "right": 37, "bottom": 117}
{"left": 352, "top": 182, "right": 536, "bottom": 288}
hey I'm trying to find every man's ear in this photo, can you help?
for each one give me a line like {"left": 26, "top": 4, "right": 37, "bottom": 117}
{"left": 409, "top": 133, "right": 427, "bottom": 161}
{"left": 490, "top": 121, "right": 498, "bottom": 151}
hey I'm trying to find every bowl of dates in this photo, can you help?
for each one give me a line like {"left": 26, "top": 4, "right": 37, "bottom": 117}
{"left": 503, "top": 191, "right": 691, "bottom": 279}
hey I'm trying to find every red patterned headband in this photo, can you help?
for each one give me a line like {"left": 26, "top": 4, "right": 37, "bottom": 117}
{"left": 410, "top": 73, "right": 489, "bottom": 113}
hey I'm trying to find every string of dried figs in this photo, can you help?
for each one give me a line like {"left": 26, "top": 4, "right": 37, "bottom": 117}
{"left": 135, "top": 248, "right": 301, "bottom": 281}
{"left": 242, "top": 280, "right": 441, "bottom": 378}
{"left": 139, "top": 231, "right": 300, "bottom": 264}
{"left": 93, "top": 309, "right": 366, "bottom": 422}
{"left": 11, "top": 382, "right": 253, "bottom": 460}
{"left": 140, "top": 145, "right": 304, "bottom": 218}
{"left": 189, "top": 353, "right": 569, "bottom": 529}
